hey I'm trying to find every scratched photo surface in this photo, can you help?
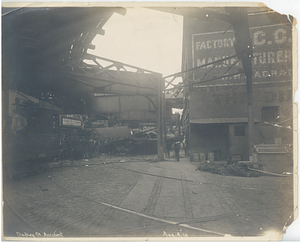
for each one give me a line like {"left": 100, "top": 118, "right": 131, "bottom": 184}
{"left": 2, "top": 3, "right": 296, "bottom": 240}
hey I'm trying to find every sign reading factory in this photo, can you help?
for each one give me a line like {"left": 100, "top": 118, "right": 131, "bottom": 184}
{"left": 192, "top": 24, "right": 292, "bottom": 84}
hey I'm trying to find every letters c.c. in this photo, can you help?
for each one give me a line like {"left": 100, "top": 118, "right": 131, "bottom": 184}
{"left": 274, "top": 28, "right": 287, "bottom": 44}
{"left": 253, "top": 31, "right": 266, "bottom": 46}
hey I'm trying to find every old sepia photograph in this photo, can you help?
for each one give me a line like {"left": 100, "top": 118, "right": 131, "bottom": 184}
{"left": 1, "top": 2, "right": 298, "bottom": 240}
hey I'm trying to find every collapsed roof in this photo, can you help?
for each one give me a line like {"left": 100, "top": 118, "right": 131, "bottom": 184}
{"left": 2, "top": 7, "right": 160, "bottom": 113}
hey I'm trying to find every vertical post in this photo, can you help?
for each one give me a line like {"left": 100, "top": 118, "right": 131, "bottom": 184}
{"left": 228, "top": 7, "right": 254, "bottom": 161}
{"left": 157, "top": 75, "right": 164, "bottom": 161}
{"left": 246, "top": 74, "right": 254, "bottom": 160}
{"left": 162, "top": 86, "right": 167, "bottom": 140}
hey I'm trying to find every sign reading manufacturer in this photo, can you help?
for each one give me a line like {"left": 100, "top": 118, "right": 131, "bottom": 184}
{"left": 192, "top": 24, "right": 292, "bottom": 85}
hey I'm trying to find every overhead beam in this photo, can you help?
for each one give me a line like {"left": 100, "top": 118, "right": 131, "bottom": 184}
{"left": 84, "top": 53, "right": 161, "bottom": 75}
{"left": 66, "top": 72, "right": 157, "bottom": 91}
{"left": 163, "top": 55, "right": 237, "bottom": 79}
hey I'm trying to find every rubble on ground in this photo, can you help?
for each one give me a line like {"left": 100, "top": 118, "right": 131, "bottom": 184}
{"left": 132, "top": 128, "right": 157, "bottom": 139}
{"left": 197, "top": 161, "right": 261, "bottom": 177}
{"left": 104, "top": 127, "right": 157, "bottom": 155}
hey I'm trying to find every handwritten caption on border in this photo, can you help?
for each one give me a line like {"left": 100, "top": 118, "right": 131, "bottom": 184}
{"left": 16, "top": 231, "right": 63, "bottom": 238}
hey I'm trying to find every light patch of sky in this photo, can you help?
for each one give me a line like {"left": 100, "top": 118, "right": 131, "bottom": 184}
{"left": 89, "top": 8, "right": 183, "bottom": 78}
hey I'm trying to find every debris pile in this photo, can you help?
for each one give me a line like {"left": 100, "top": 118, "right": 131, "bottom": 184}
{"left": 132, "top": 128, "right": 157, "bottom": 139}
{"left": 104, "top": 128, "right": 158, "bottom": 155}
{"left": 197, "top": 162, "right": 261, "bottom": 177}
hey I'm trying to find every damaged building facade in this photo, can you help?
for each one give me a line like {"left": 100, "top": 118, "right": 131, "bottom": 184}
{"left": 181, "top": 7, "right": 293, "bottom": 166}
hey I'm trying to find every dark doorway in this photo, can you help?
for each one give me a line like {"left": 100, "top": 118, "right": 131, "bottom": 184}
{"left": 190, "top": 124, "right": 230, "bottom": 161}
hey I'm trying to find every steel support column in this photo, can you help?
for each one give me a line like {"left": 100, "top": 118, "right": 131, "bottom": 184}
{"left": 162, "top": 88, "right": 167, "bottom": 143}
{"left": 157, "top": 75, "right": 164, "bottom": 161}
{"left": 246, "top": 75, "right": 254, "bottom": 159}
{"left": 228, "top": 7, "right": 254, "bottom": 160}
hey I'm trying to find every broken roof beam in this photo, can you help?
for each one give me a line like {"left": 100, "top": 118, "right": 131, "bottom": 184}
{"left": 67, "top": 73, "right": 159, "bottom": 96}
{"left": 84, "top": 53, "right": 161, "bottom": 75}
{"left": 67, "top": 72, "right": 157, "bottom": 90}
{"left": 163, "top": 55, "right": 237, "bottom": 79}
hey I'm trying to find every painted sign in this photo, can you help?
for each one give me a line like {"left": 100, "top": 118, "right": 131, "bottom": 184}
{"left": 192, "top": 24, "right": 292, "bottom": 85}
{"left": 60, "top": 114, "right": 82, "bottom": 127}
{"left": 61, "top": 118, "right": 82, "bottom": 127}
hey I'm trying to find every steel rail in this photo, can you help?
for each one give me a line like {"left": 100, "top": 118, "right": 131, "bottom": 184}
{"left": 3, "top": 193, "right": 42, "bottom": 234}
{"left": 48, "top": 176, "right": 228, "bottom": 236}
{"left": 166, "top": 71, "right": 245, "bottom": 92}
{"left": 66, "top": 72, "right": 158, "bottom": 91}
{"left": 163, "top": 55, "right": 238, "bottom": 79}
{"left": 111, "top": 164, "right": 194, "bottom": 182}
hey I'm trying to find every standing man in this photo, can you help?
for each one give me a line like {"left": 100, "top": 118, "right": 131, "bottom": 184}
{"left": 174, "top": 140, "right": 181, "bottom": 161}
{"left": 183, "top": 137, "right": 188, "bottom": 157}
{"left": 165, "top": 139, "right": 173, "bottom": 158}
